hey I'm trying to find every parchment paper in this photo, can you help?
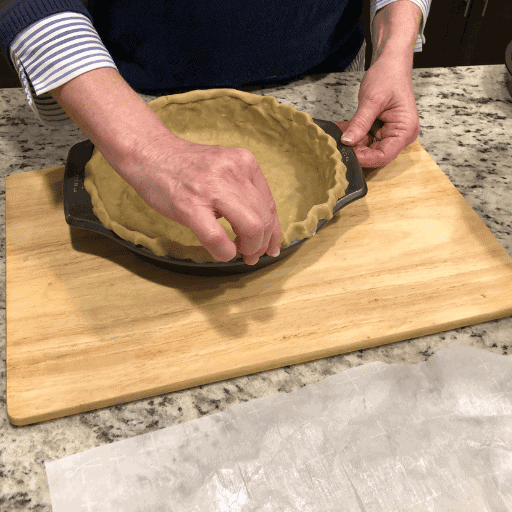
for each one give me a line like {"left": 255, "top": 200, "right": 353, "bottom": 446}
{"left": 45, "top": 342, "right": 512, "bottom": 511}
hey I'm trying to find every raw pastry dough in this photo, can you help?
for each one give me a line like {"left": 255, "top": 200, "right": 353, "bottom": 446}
{"left": 84, "top": 88, "right": 348, "bottom": 263}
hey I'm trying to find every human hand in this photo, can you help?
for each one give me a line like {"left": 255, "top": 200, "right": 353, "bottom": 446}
{"left": 333, "top": 54, "right": 420, "bottom": 168}
{"left": 48, "top": 69, "right": 281, "bottom": 265}
{"left": 127, "top": 136, "right": 282, "bottom": 265}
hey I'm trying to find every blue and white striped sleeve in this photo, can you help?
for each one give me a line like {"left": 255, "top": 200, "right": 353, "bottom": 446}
{"left": 9, "top": 11, "right": 118, "bottom": 126}
{"left": 371, "top": 0, "right": 432, "bottom": 52}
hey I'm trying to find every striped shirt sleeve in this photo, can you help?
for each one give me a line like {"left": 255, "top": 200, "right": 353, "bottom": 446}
{"left": 9, "top": 11, "right": 117, "bottom": 126}
{"left": 371, "top": 0, "right": 431, "bottom": 52}
{"left": 9, "top": 2, "right": 430, "bottom": 126}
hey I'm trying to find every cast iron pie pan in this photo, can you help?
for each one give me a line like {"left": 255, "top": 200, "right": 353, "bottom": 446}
{"left": 63, "top": 118, "right": 367, "bottom": 276}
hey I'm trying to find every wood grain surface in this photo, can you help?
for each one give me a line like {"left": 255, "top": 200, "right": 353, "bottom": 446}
{"left": 6, "top": 140, "right": 512, "bottom": 426}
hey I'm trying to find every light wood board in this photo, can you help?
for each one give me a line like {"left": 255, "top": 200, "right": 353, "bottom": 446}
{"left": 6, "top": 140, "right": 512, "bottom": 426}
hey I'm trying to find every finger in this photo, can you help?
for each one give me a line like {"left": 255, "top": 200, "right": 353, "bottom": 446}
{"left": 354, "top": 136, "right": 404, "bottom": 168}
{"left": 239, "top": 212, "right": 282, "bottom": 266}
{"left": 231, "top": 233, "right": 260, "bottom": 265}
{"left": 213, "top": 189, "right": 269, "bottom": 258}
{"left": 340, "top": 104, "right": 382, "bottom": 146}
{"left": 333, "top": 120, "right": 350, "bottom": 133}
{"left": 231, "top": 181, "right": 281, "bottom": 265}
{"left": 242, "top": 167, "right": 282, "bottom": 257}
{"left": 240, "top": 212, "right": 280, "bottom": 265}
{"left": 266, "top": 214, "right": 283, "bottom": 257}
{"left": 185, "top": 206, "right": 238, "bottom": 262}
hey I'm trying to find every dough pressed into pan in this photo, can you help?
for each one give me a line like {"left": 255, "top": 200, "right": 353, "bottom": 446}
{"left": 84, "top": 88, "right": 348, "bottom": 263}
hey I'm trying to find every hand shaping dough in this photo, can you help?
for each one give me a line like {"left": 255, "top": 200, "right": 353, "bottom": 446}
{"left": 84, "top": 88, "right": 348, "bottom": 263}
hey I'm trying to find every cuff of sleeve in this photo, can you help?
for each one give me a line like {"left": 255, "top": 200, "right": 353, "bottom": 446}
{"left": 9, "top": 11, "right": 118, "bottom": 125}
{"left": 10, "top": 50, "right": 72, "bottom": 125}
{"left": 370, "top": 0, "right": 431, "bottom": 53}
{"left": 11, "top": 51, "right": 118, "bottom": 126}
{"left": 0, "top": 0, "right": 92, "bottom": 72}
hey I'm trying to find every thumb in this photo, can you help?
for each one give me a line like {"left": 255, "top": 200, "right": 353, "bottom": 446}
{"left": 183, "top": 206, "right": 238, "bottom": 262}
{"left": 340, "top": 103, "right": 381, "bottom": 146}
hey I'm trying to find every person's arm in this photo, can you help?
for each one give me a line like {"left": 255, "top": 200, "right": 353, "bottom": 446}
{"left": 48, "top": 67, "right": 178, "bottom": 179}
{"left": 337, "top": 0, "right": 425, "bottom": 167}
{"left": 371, "top": 0, "right": 423, "bottom": 67}
{"left": 49, "top": 67, "right": 282, "bottom": 263}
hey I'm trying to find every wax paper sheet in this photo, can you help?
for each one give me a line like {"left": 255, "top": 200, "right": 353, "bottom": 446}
{"left": 45, "top": 342, "right": 512, "bottom": 511}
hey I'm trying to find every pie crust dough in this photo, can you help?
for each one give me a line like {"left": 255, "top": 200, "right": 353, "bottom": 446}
{"left": 84, "top": 88, "right": 348, "bottom": 263}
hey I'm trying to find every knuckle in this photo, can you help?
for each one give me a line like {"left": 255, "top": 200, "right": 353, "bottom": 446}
{"left": 201, "top": 227, "right": 226, "bottom": 247}
{"left": 170, "top": 198, "right": 194, "bottom": 224}
{"left": 243, "top": 217, "right": 264, "bottom": 239}
{"left": 234, "top": 147, "right": 258, "bottom": 166}
{"left": 268, "top": 199, "right": 278, "bottom": 215}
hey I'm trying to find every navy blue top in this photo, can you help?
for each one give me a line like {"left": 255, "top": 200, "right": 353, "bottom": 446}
{"left": 1, "top": 0, "right": 364, "bottom": 93}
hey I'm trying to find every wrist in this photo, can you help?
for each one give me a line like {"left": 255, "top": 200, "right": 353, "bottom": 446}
{"left": 371, "top": 0, "right": 422, "bottom": 66}
{"left": 120, "top": 131, "right": 187, "bottom": 187}
{"left": 372, "top": 45, "right": 414, "bottom": 71}
{"left": 49, "top": 67, "right": 182, "bottom": 178}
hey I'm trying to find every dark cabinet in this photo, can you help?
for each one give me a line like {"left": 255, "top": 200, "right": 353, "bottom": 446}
{"left": 0, "top": 52, "right": 20, "bottom": 88}
{"left": 364, "top": 0, "right": 512, "bottom": 69}
{"left": 458, "top": 0, "right": 512, "bottom": 66}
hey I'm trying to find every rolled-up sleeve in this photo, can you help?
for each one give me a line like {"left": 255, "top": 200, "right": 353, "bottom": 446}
{"left": 371, "top": 0, "right": 432, "bottom": 52}
{"left": 9, "top": 11, "right": 118, "bottom": 125}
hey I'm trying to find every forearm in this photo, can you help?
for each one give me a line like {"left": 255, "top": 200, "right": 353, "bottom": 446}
{"left": 371, "top": 0, "right": 423, "bottom": 66}
{"left": 49, "top": 67, "right": 179, "bottom": 182}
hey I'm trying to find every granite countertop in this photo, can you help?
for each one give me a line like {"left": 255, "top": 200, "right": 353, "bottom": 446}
{"left": 1, "top": 65, "right": 512, "bottom": 510}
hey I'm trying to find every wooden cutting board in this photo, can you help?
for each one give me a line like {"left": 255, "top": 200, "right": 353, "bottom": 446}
{"left": 6, "top": 140, "right": 512, "bottom": 426}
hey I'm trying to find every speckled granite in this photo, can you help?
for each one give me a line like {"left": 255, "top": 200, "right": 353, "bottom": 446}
{"left": 1, "top": 65, "right": 511, "bottom": 511}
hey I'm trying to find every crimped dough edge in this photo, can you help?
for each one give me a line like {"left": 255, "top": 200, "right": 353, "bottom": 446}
{"left": 84, "top": 88, "right": 348, "bottom": 263}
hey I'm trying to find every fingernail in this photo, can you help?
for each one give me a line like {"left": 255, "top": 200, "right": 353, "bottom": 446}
{"left": 341, "top": 134, "right": 353, "bottom": 143}
{"left": 270, "top": 249, "right": 280, "bottom": 258}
